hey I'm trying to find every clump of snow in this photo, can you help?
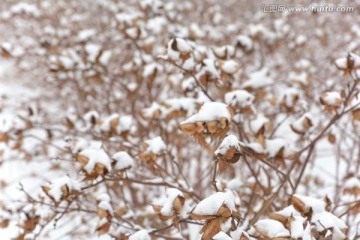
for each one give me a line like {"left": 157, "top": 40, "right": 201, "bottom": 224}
{"left": 158, "top": 188, "right": 184, "bottom": 217}
{"left": 213, "top": 45, "right": 235, "bottom": 59}
{"left": 189, "top": 23, "right": 206, "bottom": 39}
{"left": 129, "top": 229, "right": 151, "bottom": 240}
{"left": 77, "top": 29, "right": 96, "bottom": 41}
{"left": 58, "top": 55, "right": 75, "bottom": 70}
{"left": 290, "top": 113, "right": 313, "bottom": 134}
{"left": 141, "top": 103, "right": 162, "bottom": 120}
{"left": 79, "top": 148, "right": 112, "bottom": 174}
{"left": 242, "top": 68, "right": 273, "bottom": 89}
{"left": 182, "top": 57, "right": 196, "bottom": 71}
{"left": 163, "top": 98, "right": 198, "bottom": 116}
{"left": 293, "top": 194, "right": 326, "bottom": 213}
{"left": 225, "top": 89, "right": 254, "bottom": 109}
{"left": 335, "top": 57, "right": 348, "bottom": 70}
{"left": 348, "top": 52, "right": 360, "bottom": 68}
{"left": 246, "top": 142, "right": 265, "bottom": 154}
{"left": 100, "top": 114, "right": 119, "bottom": 132}
{"left": 236, "top": 35, "right": 253, "bottom": 52}
{"left": 312, "top": 211, "right": 347, "bottom": 232}
{"left": 99, "top": 50, "right": 112, "bottom": 66}
{"left": 181, "top": 102, "right": 232, "bottom": 124}
{"left": 98, "top": 201, "right": 114, "bottom": 216}
{"left": 112, "top": 152, "right": 134, "bottom": 171}
{"left": 289, "top": 71, "right": 309, "bottom": 86}
{"left": 0, "top": 112, "right": 26, "bottom": 133}
{"left": 290, "top": 215, "right": 306, "bottom": 238}
{"left": 272, "top": 205, "right": 300, "bottom": 219}
{"left": 214, "top": 135, "right": 241, "bottom": 156}
{"left": 212, "top": 231, "right": 232, "bottom": 240}
{"left": 192, "top": 190, "right": 235, "bottom": 216}
{"left": 343, "top": 176, "right": 360, "bottom": 189}
{"left": 85, "top": 43, "right": 102, "bottom": 62}
{"left": 320, "top": 91, "right": 342, "bottom": 106}
{"left": 282, "top": 88, "right": 300, "bottom": 108}
{"left": 265, "top": 138, "right": 286, "bottom": 158}
{"left": 83, "top": 110, "right": 100, "bottom": 127}
{"left": 125, "top": 27, "right": 140, "bottom": 39}
{"left": 43, "top": 176, "right": 80, "bottom": 202}
{"left": 254, "top": 219, "right": 290, "bottom": 238}
{"left": 250, "top": 115, "right": 269, "bottom": 134}
{"left": 144, "top": 136, "right": 166, "bottom": 155}
{"left": 10, "top": 3, "right": 40, "bottom": 17}
{"left": 143, "top": 63, "right": 162, "bottom": 78}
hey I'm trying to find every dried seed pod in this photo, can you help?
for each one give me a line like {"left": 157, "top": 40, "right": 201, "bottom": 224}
{"left": 179, "top": 122, "right": 197, "bottom": 135}
{"left": 217, "top": 204, "right": 231, "bottom": 218}
{"left": 206, "top": 120, "right": 218, "bottom": 134}
{"left": 173, "top": 195, "right": 185, "bottom": 213}
{"left": 76, "top": 154, "right": 89, "bottom": 166}
{"left": 352, "top": 109, "right": 360, "bottom": 121}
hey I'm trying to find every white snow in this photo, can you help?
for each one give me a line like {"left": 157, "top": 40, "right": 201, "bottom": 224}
{"left": 182, "top": 57, "right": 196, "bottom": 71}
{"left": 143, "top": 63, "right": 160, "bottom": 78}
{"left": 192, "top": 190, "right": 235, "bottom": 216}
{"left": 189, "top": 23, "right": 206, "bottom": 39}
{"left": 213, "top": 231, "right": 232, "bottom": 240}
{"left": 129, "top": 229, "right": 151, "bottom": 240}
{"left": 289, "top": 71, "right": 308, "bottom": 86}
{"left": 112, "top": 151, "right": 134, "bottom": 170}
{"left": 79, "top": 148, "right": 112, "bottom": 174}
{"left": 99, "top": 50, "right": 112, "bottom": 66}
{"left": 173, "top": 38, "right": 192, "bottom": 53}
{"left": 320, "top": 91, "right": 342, "bottom": 106}
{"left": 144, "top": 136, "right": 166, "bottom": 155}
{"left": 181, "top": 102, "right": 232, "bottom": 124}
{"left": 265, "top": 138, "right": 285, "bottom": 158}
{"left": 254, "top": 219, "right": 290, "bottom": 238}
{"left": 242, "top": 68, "right": 273, "bottom": 89}
{"left": 77, "top": 29, "right": 96, "bottom": 41}
{"left": 43, "top": 176, "right": 80, "bottom": 202}
{"left": 312, "top": 211, "right": 347, "bottom": 231}
{"left": 225, "top": 89, "right": 254, "bottom": 108}
{"left": 141, "top": 103, "right": 162, "bottom": 119}
{"left": 221, "top": 60, "right": 240, "bottom": 74}
{"left": 290, "top": 113, "right": 313, "bottom": 134}
{"left": 163, "top": 97, "right": 198, "bottom": 116}
{"left": 98, "top": 201, "right": 114, "bottom": 216}
{"left": 58, "top": 56, "right": 75, "bottom": 69}
{"left": 293, "top": 194, "right": 326, "bottom": 213}
{"left": 147, "top": 16, "right": 167, "bottom": 34}
{"left": 213, "top": 45, "right": 235, "bottom": 59}
{"left": 250, "top": 115, "right": 269, "bottom": 134}
{"left": 200, "top": 58, "right": 219, "bottom": 77}
{"left": 246, "top": 142, "right": 265, "bottom": 154}
{"left": 100, "top": 113, "right": 119, "bottom": 132}
{"left": 295, "top": 35, "right": 307, "bottom": 45}
{"left": 272, "top": 205, "right": 300, "bottom": 218}
{"left": 10, "top": 3, "right": 40, "bottom": 17}
{"left": 125, "top": 27, "right": 140, "bottom": 39}
{"left": 290, "top": 215, "right": 305, "bottom": 238}
{"left": 159, "top": 188, "right": 183, "bottom": 217}
{"left": 335, "top": 57, "right": 348, "bottom": 70}
{"left": 343, "top": 176, "right": 360, "bottom": 189}
{"left": 282, "top": 88, "right": 300, "bottom": 108}
{"left": 83, "top": 110, "right": 99, "bottom": 127}
{"left": 85, "top": 43, "right": 102, "bottom": 62}
{"left": 236, "top": 35, "right": 253, "bottom": 52}
{"left": 214, "top": 135, "right": 241, "bottom": 156}
{"left": 0, "top": 112, "right": 26, "bottom": 133}
{"left": 348, "top": 52, "right": 360, "bottom": 68}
